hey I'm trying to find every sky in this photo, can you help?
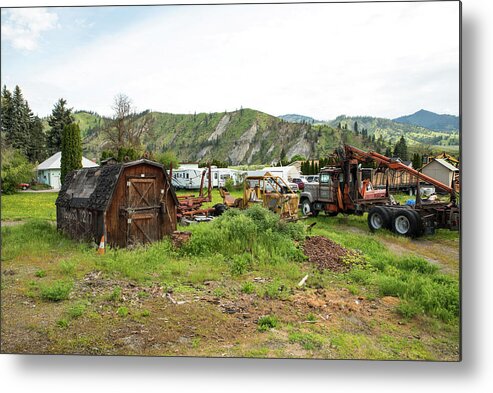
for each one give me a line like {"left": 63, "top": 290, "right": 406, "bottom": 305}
{"left": 1, "top": 1, "right": 460, "bottom": 120}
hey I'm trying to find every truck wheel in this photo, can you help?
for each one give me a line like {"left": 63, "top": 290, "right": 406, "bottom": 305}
{"left": 368, "top": 206, "right": 391, "bottom": 232}
{"left": 301, "top": 198, "right": 318, "bottom": 217}
{"left": 392, "top": 209, "right": 418, "bottom": 237}
{"left": 409, "top": 209, "right": 424, "bottom": 237}
{"left": 212, "top": 203, "right": 227, "bottom": 217}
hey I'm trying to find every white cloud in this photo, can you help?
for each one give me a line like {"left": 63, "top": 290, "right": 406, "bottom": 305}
{"left": 8, "top": 2, "right": 459, "bottom": 119}
{"left": 1, "top": 8, "right": 59, "bottom": 51}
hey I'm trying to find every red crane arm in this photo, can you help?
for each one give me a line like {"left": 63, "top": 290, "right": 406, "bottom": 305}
{"left": 344, "top": 145, "right": 456, "bottom": 196}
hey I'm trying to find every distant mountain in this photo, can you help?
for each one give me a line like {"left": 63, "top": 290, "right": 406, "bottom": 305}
{"left": 278, "top": 114, "right": 320, "bottom": 124}
{"left": 328, "top": 115, "right": 459, "bottom": 148}
{"left": 393, "top": 109, "right": 459, "bottom": 132}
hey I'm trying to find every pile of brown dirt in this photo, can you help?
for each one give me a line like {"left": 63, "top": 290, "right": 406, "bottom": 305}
{"left": 303, "top": 236, "right": 360, "bottom": 272}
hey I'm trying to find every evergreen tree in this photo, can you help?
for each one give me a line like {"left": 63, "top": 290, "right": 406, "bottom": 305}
{"left": 393, "top": 136, "right": 408, "bottom": 161}
{"left": 1, "top": 85, "right": 13, "bottom": 138}
{"left": 354, "top": 121, "right": 359, "bottom": 134}
{"left": 47, "top": 98, "right": 75, "bottom": 155}
{"left": 412, "top": 153, "right": 422, "bottom": 169}
{"left": 385, "top": 146, "right": 392, "bottom": 158}
{"left": 27, "top": 115, "right": 46, "bottom": 163}
{"left": 60, "top": 123, "right": 82, "bottom": 183}
{"left": 10, "top": 86, "right": 32, "bottom": 155}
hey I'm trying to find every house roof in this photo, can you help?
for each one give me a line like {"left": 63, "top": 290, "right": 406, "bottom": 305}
{"left": 422, "top": 158, "right": 459, "bottom": 172}
{"left": 56, "top": 159, "right": 178, "bottom": 211}
{"left": 37, "top": 152, "right": 98, "bottom": 170}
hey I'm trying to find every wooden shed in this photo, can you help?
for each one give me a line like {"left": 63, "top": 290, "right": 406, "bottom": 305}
{"left": 421, "top": 158, "right": 459, "bottom": 189}
{"left": 55, "top": 159, "right": 178, "bottom": 248}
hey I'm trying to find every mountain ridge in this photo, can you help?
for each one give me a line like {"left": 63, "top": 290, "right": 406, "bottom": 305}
{"left": 73, "top": 108, "right": 459, "bottom": 164}
{"left": 393, "top": 109, "right": 459, "bottom": 132}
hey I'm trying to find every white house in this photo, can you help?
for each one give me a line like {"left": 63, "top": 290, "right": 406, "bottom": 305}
{"left": 421, "top": 158, "right": 459, "bottom": 189}
{"left": 36, "top": 152, "right": 98, "bottom": 189}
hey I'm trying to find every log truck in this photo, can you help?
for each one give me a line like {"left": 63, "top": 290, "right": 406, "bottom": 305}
{"left": 300, "top": 145, "right": 460, "bottom": 237}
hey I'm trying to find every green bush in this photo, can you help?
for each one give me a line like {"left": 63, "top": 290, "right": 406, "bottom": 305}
{"left": 0, "top": 148, "right": 34, "bottom": 194}
{"left": 396, "top": 301, "right": 422, "bottom": 319}
{"left": 107, "top": 286, "right": 122, "bottom": 302}
{"left": 257, "top": 315, "right": 278, "bottom": 332}
{"left": 117, "top": 306, "right": 128, "bottom": 317}
{"left": 230, "top": 253, "right": 251, "bottom": 276}
{"left": 224, "top": 177, "right": 235, "bottom": 192}
{"left": 181, "top": 206, "right": 306, "bottom": 271}
{"left": 40, "top": 280, "right": 72, "bottom": 302}
{"left": 67, "top": 302, "right": 87, "bottom": 319}
{"left": 241, "top": 282, "right": 255, "bottom": 294}
{"left": 35, "top": 269, "right": 46, "bottom": 278}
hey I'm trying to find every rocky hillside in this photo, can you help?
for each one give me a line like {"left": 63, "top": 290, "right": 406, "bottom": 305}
{"left": 77, "top": 109, "right": 332, "bottom": 165}
{"left": 75, "top": 108, "right": 459, "bottom": 164}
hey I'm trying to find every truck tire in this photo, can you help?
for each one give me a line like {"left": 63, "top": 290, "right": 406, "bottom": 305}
{"left": 301, "top": 198, "right": 318, "bottom": 217}
{"left": 392, "top": 209, "right": 419, "bottom": 237}
{"left": 409, "top": 209, "right": 424, "bottom": 237}
{"left": 368, "top": 206, "right": 391, "bottom": 232}
{"left": 212, "top": 203, "right": 227, "bottom": 216}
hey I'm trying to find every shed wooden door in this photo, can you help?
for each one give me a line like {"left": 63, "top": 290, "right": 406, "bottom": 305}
{"left": 125, "top": 177, "right": 160, "bottom": 246}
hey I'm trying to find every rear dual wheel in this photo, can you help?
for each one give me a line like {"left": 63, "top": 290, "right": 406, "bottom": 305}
{"left": 391, "top": 209, "right": 423, "bottom": 238}
{"left": 368, "top": 206, "right": 392, "bottom": 232}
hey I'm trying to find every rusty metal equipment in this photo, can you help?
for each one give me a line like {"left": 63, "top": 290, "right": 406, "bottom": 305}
{"left": 171, "top": 164, "right": 215, "bottom": 219}
{"left": 220, "top": 172, "right": 299, "bottom": 220}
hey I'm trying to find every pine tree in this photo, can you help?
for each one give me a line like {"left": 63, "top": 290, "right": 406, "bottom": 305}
{"left": 26, "top": 115, "right": 46, "bottom": 163}
{"left": 10, "top": 86, "right": 32, "bottom": 155}
{"left": 47, "top": 98, "right": 75, "bottom": 155}
{"left": 1, "top": 85, "right": 13, "bottom": 138}
{"left": 60, "top": 123, "right": 82, "bottom": 183}
{"left": 354, "top": 121, "right": 359, "bottom": 134}
{"left": 412, "top": 153, "right": 421, "bottom": 169}
{"left": 385, "top": 146, "right": 392, "bottom": 158}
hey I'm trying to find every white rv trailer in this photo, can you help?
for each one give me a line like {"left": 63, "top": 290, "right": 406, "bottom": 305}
{"left": 211, "top": 168, "right": 244, "bottom": 188}
{"left": 170, "top": 167, "right": 244, "bottom": 190}
{"left": 171, "top": 168, "right": 209, "bottom": 190}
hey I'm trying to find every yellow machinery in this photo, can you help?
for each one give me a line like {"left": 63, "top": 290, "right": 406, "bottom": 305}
{"left": 219, "top": 172, "right": 299, "bottom": 220}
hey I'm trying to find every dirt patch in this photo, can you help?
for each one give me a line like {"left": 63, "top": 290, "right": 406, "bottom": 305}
{"left": 1, "top": 220, "right": 27, "bottom": 227}
{"left": 303, "top": 236, "right": 361, "bottom": 272}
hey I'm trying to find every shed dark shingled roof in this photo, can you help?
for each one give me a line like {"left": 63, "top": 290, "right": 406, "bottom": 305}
{"left": 55, "top": 159, "right": 178, "bottom": 211}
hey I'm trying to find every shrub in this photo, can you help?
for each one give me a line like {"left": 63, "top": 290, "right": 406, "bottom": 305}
{"left": 180, "top": 206, "right": 306, "bottom": 270}
{"left": 40, "top": 280, "right": 72, "bottom": 302}
{"left": 0, "top": 148, "right": 34, "bottom": 194}
{"left": 67, "top": 302, "right": 87, "bottom": 319}
{"left": 59, "top": 260, "right": 76, "bottom": 276}
{"left": 117, "top": 306, "right": 128, "bottom": 317}
{"left": 57, "top": 319, "right": 69, "bottom": 329}
{"left": 396, "top": 301, "right": 422, "bottom": 319}
{"left": 257, "top": 315, "right": 278, "bottom": 332}
{"left": 107, "top": 286, "right": 122, "bottom": 302}
{"left": 35, "top": 269, "right": 46, "bottom": 278}
{"left": 230, "top": 253, "right": 251, "bottom": 276}
{"left": 224, "top": 177, "right": 235, "bottom": 192}
{"left": 241, "top": 282, "right": 255, "bottom": 294}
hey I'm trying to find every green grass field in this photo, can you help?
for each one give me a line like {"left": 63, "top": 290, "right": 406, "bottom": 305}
{"left": 1, "top": 191, "right": 460, "bottom": 359}
{"left": 1, "top": 192, "right": 58, "bottom": 221}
